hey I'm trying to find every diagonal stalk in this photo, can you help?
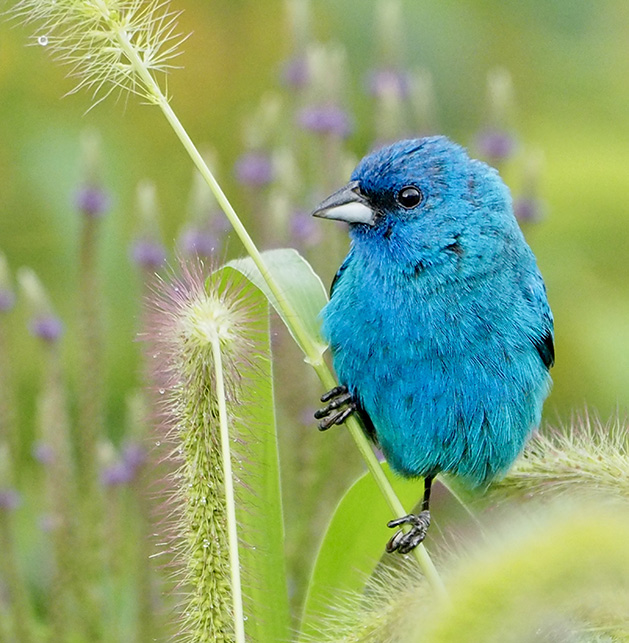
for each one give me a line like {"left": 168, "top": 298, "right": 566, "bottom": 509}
{"left": 109, "top": 15, "right": 446, "bottom": 598}
{"left": 211, "top": 337, "right": 246, "bottom": 643}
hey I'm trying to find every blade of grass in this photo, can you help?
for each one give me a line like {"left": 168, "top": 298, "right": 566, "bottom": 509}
{"left": 214, "top": 267, "right": 291, "bottom": 643}
{"left": 227, "top": 250, "right": 447, "bottom": 599}
{"left": 298, "top": 463, "right": 425, "bottom": 642}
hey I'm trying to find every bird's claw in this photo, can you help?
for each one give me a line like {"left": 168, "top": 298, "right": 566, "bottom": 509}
{"left": 386, "top": 510, "right": 431, "bottom": 554}
{"left": 314, "top": 385, "right": 357, "bottom": 431}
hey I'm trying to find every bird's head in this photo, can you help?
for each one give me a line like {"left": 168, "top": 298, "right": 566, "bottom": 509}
{"left": 311, "top": 136, "right": 516, "bottom": 269}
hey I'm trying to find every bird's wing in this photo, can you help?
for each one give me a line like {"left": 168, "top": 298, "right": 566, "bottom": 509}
{"left": 528, "top": 268, "right": 555, "bottom": 370}
{"left": 329, "top": 251, "right": 353, "bottom": 297}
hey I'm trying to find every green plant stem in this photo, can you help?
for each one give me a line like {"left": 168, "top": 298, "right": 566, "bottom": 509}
{"left": 111, "top": 20, "right": 446, "bottom": 599}
{"left": 212, "top": 337, "right": 246, "bottom": 643}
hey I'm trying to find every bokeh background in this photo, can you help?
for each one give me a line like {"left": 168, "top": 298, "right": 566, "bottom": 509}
{"left": 1, "top": 0, "right": 629, "bottom": 635}
{"left": 2, "top": 0, "right": 628, "bottom": 429}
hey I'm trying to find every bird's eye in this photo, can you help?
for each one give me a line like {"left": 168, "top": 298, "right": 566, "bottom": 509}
{"left": 396, "top": 186, "right": 423, "bottom": 209}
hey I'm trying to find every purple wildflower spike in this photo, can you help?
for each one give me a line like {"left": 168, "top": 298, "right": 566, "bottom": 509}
{"left": 76, "top": 185, "right": 110, "bottom": 218}
{"left": 297, "top": 104, "right": 352, "bottom": 138}
{"left": 179, "top": 225, "right": 218, "bottom": 259}
{"left": 131, "top": 238, "right": 167, "bottom": 270}
{"left": 0, "top": 488, "right": 21, "bottom": 511}
{"left": 32, "top": 441, "right": 56, "bottom": 466}
{"left": 366, "top": 68, "right": 410, "bottom": 99}
{"left": 514, "top": 196, "right": 545, "bottom": 223}
{"left": 291, "top": 210, "right": 322, "bottom": 248}
{"left": 29, "top": 315, "right": 64, "bottom": 343}
{"left": 234, "top": 151, "right": 274, "bottom": 187}
{"left": 0, "top": 289, "right": 15, "bottom": 313}
{"left": 475, "top": 128, "right": 517, "bottom": 163}
{"left": 281, "top": 56, "right": 310, "bottom": 89}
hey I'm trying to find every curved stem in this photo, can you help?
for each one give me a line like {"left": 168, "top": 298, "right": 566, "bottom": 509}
{"left": 212, "top": 337, "right": 246, "bottom": 643}
{"left": 111, "top": 20, "right": 447, "bottom": 599}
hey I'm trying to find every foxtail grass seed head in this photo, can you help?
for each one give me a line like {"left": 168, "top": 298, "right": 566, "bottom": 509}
{"left": 493, "top": 416, "right": 629, "bottom": 501}
{"left": 12, "top": 0, "right": 187, "bottom": 105}
{"left": 146, "top": 260, "right": 258, "bottom": 641}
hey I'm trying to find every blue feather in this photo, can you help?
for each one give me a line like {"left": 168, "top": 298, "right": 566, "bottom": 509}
{"left": 318, "top": 136, "right": 553, "bottom": 487}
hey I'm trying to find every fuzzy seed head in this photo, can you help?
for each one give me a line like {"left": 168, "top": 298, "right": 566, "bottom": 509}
{"left": 12, "top": 0, "right": 187, "bottom": 106}
{"left": 182, "top": 296, "right": 236, "bottom": 348}
{"left": 145, "top": 259, "right": 258, "bottom": 641}
{"left": 493, "top": 415, "right": 629, "bottom": 500}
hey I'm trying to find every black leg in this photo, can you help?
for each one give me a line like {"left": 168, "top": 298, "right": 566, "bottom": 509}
{"left": 314, "top": 385, "right": 358, "bottom": 431}
{"left": 386, "top": 475, "right": 434, "bottom": 554}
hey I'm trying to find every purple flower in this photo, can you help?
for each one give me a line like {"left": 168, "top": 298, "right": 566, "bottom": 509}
{"left": 211, "top": 213, "right": 232, "bottom": 237}
{"left": 514, "top": 196, "right": 545, "bottom": 223}
{"left": 290, "top": 211, "right": 322, "bottom": 247}
{"left": 101, "top": 461, "right": 133, "bottom": 486}
{"left": 131, "top": 238, "right": 167, "bottom": 270}
{"left": 32, "top": 441, "right": 55, "bottom": 465}
{"left": 366, "top": 68, "right": 410, "bottom": 99}
{"left": 234, "top": 151, "right": 274, "bottom": 187}
{"left": 75, "top": 185, "right": 110, "bottom": 218}
{"left": 0, "top": 488, "right": 21, "bottom": 511}
{"left": 179, "top": 226, "right": 218, "bottom": 259}
{"left": 122, "top": 443, "right": 146, "bottom": 470}
{"left": 281, "top": 56, "right": 310, "bottom": 89}
{"left": 0, "top": 289, "right": 15, "bottom": 313}
{"left": 297, "top": 104, "right": 353, "bottom": 138}
{"left": 475, "top": 128, "right": 518, "bottom": 162}
{"left": 29, "top": 315, "right": 63, "bottom": 343}
{"left": 101, "top": 443, "right": 146, "bottom": 487}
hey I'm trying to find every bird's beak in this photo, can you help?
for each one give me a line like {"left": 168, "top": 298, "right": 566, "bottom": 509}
{"left": 311, "top": 180, "right": 376, "bottom": 226}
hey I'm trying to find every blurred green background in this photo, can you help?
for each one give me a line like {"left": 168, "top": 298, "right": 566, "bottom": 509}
{"left": 1, "top": 0, "right": 628, "bottom": 438}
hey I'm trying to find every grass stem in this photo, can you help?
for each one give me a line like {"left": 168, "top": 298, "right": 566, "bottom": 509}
{"left": 211, "top": 337, "right": 246, "bottom": 643}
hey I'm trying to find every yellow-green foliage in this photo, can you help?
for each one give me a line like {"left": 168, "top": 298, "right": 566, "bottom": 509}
{"left": 309, "top": 500, "right": 629, "bottom": 643}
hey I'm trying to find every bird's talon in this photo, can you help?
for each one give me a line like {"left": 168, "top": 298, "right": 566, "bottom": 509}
{"left": 314, "top": 385, "right": 357, "bottom": 430}
{"left": 386, "top": 510, "right": 431, "bottom": 554}
{"left": 320, "top": 385, "right": 348, "bottom": 403}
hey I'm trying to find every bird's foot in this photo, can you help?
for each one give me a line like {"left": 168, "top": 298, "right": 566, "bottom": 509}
{"left": 386, "top": 511, "right": 431, "bottom": 554}
{"left": 314, "top": 385, "right": 357, "bottom": 431}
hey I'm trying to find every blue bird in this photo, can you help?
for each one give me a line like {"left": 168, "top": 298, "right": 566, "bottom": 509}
{"left": 312, "top": 136, "right": 554, "bottom": 553}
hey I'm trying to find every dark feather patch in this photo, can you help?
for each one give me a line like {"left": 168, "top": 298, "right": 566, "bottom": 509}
{"left": 330, "top": 259, "right": 350, "bottom": 297}
{"left": 356, "top": 400, "right": 378, "bottom": 443}
{"left": 533, "top": 329, "right": 555, "bottom": 370}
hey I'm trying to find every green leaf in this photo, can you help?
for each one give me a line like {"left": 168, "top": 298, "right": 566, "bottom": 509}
{"left": 298, "top": 463, "right": 424, "bottom": 641}
{"left": 227, "top": 248, "right": 329, "bottom": 361}
{"left": 213, "top": 266, "right": 291, "bottom": 643}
